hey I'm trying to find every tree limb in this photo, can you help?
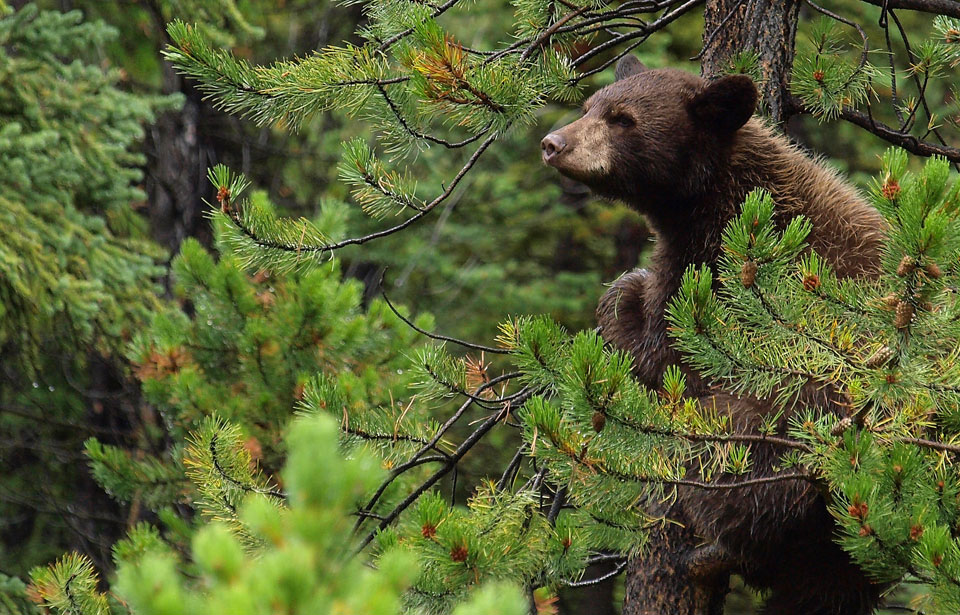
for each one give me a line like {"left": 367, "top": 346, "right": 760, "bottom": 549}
{"left": 860, "top": 0, "right": 960, "bottom": 18}
{"left": 788, "top": 96, "right": 960, "bottom": 163}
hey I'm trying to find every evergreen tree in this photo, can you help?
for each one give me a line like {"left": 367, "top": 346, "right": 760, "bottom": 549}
{"left": 20, "top": 1, "right": 960, "bottom": 614}
{"left": 0, "top": 3, "right": 176, "bottom": 573}
{"left": 30, "top": 414, "right": 528, "bottom": 615}
{"left": 79, "top": 181, "right": 429, "bottom": 552}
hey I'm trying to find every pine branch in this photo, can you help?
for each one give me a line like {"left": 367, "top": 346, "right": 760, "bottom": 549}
{"left": 788, "top": 96, "right": 960, "bottom": 163}
{"left": 379, "top": 273, "right": 507, "bottom": 354}
{"left": 563, "top": 560, "right": 627, "bottom": 587}
{"left": 218, "top": 130, "right": 501, "bottom": 255}
{"left": 350, "top": 372, "right": 525, "bottom": 535}
{"left": 352, "top": 396, "right": 525, "bottom": 555}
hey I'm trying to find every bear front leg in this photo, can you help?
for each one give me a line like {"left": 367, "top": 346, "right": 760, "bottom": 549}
{"left": 622, "top": 522, "right": 730, "bottom": 615}
{"left": 597, "top": 269, "right": 655, "bottom": 376}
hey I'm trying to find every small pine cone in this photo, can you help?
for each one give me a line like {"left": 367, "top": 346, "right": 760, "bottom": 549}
{"left": 894, "top": 300, "right": 914, "bottom": 329}
{"left": 812, "top": 69, "right": 825, "bottom": 83}
{"left": 880, "top": 294, "right": 899, "bottom": 310}
{"left": 897, "top": 256, "right": 916, "bottom": 277}
{"left": 924, "top": 261, "right": 942, "bottom": 279}
{"left": 922, "top": 301, "right": 934, "bottom": 312}
{"left": 831, "top": 417, "right": 854, "bottom": 436}
{"left": 450, "top": 545, "right": 468, "bottom": 562}
{"left": 881, "top": 178, "right": 901, "bottom": 200}
{"left": 864, "top": 345, "right": 894, "bottom": 368}
{"left": 591, "top": 411, "right": 606, "bottom": 433}
{"left": 802, "top": 273, "right": 821, "bottom": 292}
{"left": 421, "top": 524, "right": 437, "bottom": 539}
{"left": 910, "top": 524, "right": 924, "bottom": 541}
{"left": 859, "top": 524, "right": 873, "bottom": 537}
{"left": 740, "top": 260, "right": 758, "bottom": 288}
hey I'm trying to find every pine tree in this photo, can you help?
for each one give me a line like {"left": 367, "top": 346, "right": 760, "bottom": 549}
{"left": 80, "top": 181, "right": 428, "bottom": 543}
{"left": 0, "top": 3, "right": 176, "bottom": 573}
{"left": 30, "top": 414, "right": 529, "bottom": 615}
{"left": 22, "top": 1, "right": 960, "bottom": 614}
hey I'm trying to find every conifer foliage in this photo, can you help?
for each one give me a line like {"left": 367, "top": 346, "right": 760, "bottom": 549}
{"left": 31, "top": 414, "right": 528, "bottom": 615}
{"left": 81, "top": 187, "right": 428, "bottom": 535}
{"left": 0, "top": 3, "right": 176, "bottom": 572}
{"left": 19, "top": 0, "right": 960, "bottom": 614}
{"left": 0, "top": 4, "right": 173, "bottom": 369}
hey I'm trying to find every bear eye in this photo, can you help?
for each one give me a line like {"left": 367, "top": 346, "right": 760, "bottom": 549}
{"left": 609, "top": 113, "right": 635, "bottom": 128}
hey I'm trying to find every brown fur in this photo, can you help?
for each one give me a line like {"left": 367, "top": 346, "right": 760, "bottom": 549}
{"left": 542, "top": 62, "right": 886, "bottom": 614}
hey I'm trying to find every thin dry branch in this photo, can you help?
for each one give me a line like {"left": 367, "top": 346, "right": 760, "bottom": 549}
{"left": 860, "top": 0, "right": 960, "bottom": 18}
{"left": 788, "top": 96, "right": 960, "bottom": 163}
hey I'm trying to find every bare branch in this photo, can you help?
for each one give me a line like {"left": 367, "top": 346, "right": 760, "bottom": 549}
{"left": 379, "top": 272, "right": 508, "bottom": 354}
{"left": 860, "top": 0, "right": 960, "bottom": 18}
{"left": 789, "top": 96, "right": 960, "bottom": 163}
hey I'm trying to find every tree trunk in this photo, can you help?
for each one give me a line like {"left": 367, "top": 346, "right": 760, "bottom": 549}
{"left": 700, "top": 0, "right": 802, "bottom": 124}
{"left": 621, "top": 522, "right": 729, "bottom": 615}
{"left": 144, "top": 76, "right": 215, "bottom": 253}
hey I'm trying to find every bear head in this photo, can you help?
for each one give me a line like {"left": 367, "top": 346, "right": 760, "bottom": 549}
{"left": 541, "top": 56, "right": 758, "bottom": 217}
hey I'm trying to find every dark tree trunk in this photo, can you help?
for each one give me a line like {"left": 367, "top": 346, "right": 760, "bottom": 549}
{"left": 144, "top": 75, "right": 215, "bottom": 252}
{"left": 700, "top": 0, "right": 802, "bottom": 124}
{"left": 621, "top": 522, "right": 730, "bottom": 615}
{"left": 621, "top": 3, "right": 801, "bottom": 613}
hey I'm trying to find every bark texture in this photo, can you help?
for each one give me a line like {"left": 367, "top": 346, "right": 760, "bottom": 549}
{"left": 622, "top": 523, "right": 729, "bottom": 615}
{"left": 144, "top": 74, "right": 216, "bottom": 252}
{"left": 700, "top": 0, "right": 802, "bottom": 123}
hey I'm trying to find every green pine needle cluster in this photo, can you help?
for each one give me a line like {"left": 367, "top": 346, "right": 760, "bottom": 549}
{"left": 30, "top": 415, "right": 528, "bottom": 615}
{"left": 0, "top": 4, "right": 176, "bottom": 371}
{"left": 792, "top": 19, "right": 879, "bottom": 120}
{"left": 80, "top": 215, "right": 425, "bottom": 537}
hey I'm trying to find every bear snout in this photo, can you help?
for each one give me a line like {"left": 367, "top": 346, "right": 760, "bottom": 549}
{"left": 540, "top": 133, "right": 566, "bottom": 164}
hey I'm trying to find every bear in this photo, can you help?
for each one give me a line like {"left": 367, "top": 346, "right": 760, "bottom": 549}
{"left": 540, "top": 55, "right": 886, "bottom": 615}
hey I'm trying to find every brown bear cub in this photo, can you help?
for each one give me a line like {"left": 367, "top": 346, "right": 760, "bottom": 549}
{"left": 541, "top": 56, "right": 886, "bottom": 615}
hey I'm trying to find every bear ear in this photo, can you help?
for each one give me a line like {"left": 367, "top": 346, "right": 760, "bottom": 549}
{"left": 614, "top": 55, "right": 647, "bottom": 81}
{"left": 688, "top": 74, "right": 758, "bottom": 133}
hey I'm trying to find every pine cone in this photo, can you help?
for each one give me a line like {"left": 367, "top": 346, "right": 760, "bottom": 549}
{"left": 591, "top": 411, "right": 606, "bottom": 433}
{"left": 924, "top": 261, "right": 942, "bottom": 279}
{"left": 802, "top": 273, "right": 820, "bottom": 292}
{"left": 881, "top": 178, "right": 900, "bottom": 200}
{"left": 880, "top": 294, "right": 899, "bottom": 310}
{"left": 740, "top": 260, "right": 758, "bottom": 288}
{"left": 864, "top": 346, "right": 894, "bottom": 368}
{"left": 897, "top": 256, "right": 916, "bottom": 277}
{"left": 831, "top": 417, "right": 853, "bottom": 436}
{"left": 894, "top": 300, "right": 914, "bottom": 329}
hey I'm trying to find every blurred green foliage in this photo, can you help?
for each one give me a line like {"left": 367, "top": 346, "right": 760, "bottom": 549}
{"left": 4, "top": 0, "right": 959, "bottom": 614}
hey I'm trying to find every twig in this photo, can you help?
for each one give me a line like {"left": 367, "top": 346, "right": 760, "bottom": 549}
{"left": 804, "top": 0, "right": 870, "bottom": 92}
{"left": 859, "top": 0, "right": 960, "bottom": 17}
{"left": 564, "top": 561, "right": 628, "bottom": 587}
{"left": 379, "top": 271, "right": 507, "bottom": 354}
{"left": 788, "top": 96, "right": 960, "bottom": 163}
{"left": 352, "top": 393, "right": 531, "bottom": 555}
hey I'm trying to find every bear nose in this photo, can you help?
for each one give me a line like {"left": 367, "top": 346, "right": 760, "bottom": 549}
{"left": 540, "top": 133, "right": 566, "bottom": 163}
